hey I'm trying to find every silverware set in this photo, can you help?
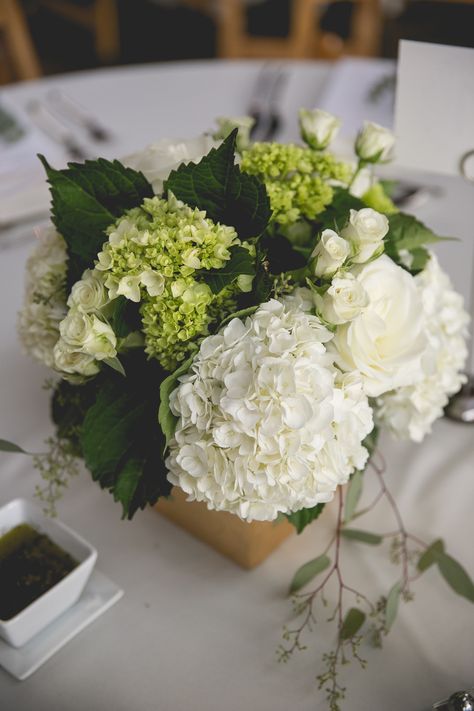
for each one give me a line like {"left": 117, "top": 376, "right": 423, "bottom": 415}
{"left": 248, "top": 63, "right": 288, "bottom": 142}
{"left": 25, "top": 90, "right": 112, "bottom": 161}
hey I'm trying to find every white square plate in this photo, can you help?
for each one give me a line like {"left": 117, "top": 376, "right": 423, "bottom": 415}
{"left": 0, "top": 569, "right": 123, "bottom": 680}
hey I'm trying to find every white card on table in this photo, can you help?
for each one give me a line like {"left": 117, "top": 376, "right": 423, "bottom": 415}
{"left": 395, "top": 40, "right": 474, "bottom": 176}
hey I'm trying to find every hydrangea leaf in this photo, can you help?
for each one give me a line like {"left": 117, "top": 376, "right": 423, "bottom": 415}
{"left": 39, "top": 155, "right": 154, "bottom": 282}
{"left": 158, "top": 353, "right": 196, "bottom": 449}
{"left": 341, "top": 529, "right": 382, "bottom": 545}
{"left": 205, "top": 245, "right": 255, "bottom": 294}
{"left": 80, "top": 356, "right": 171, "bottom": 519}
{"left": 286, "top": 503, "right": 325, "bottom": 534}
{"left": 164, "top": 129, "right": 271, "bottom": 240}
{"left": 289, "top": 554, "right": 331, "bottom": 595}
{"left": 340, "top": 607, "right": 366, "bottom": 640}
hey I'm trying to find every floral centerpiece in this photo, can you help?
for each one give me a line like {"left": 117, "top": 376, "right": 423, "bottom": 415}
{"left": 4, "top": 110, "right": 473, "bottom": 709}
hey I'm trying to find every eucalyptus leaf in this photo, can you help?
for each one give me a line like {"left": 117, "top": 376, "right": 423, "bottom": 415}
{"left": 289, "top": 554, "right": 331, "bottom": 595}
{"left": 417, "top": 539, "right": 445, "bottom": 572}
{"left": 344, "top": 469, "right": 363, "bottom": 524}
{"left": 341, "top": 529, "right": 382, "bottom": 545}
{"left": 340, "top": 607, "right": 366, "bottom": 640}
{"left": 0, "top": 439, "right": 29, "bottom": 455}
{"left": 437, "top": 552, "right": 474, "bottom": 603}
{"left": 385, "top": 581, "right": 401, "bottom": 632}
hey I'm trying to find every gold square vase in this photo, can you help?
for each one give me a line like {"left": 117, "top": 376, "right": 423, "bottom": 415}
{"left": 155, "top": 488, "right": 294, "bottom": 569}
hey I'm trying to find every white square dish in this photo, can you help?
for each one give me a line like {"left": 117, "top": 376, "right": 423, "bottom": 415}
{"left": 0, "top": 498, "right": 97, "bottom": 648}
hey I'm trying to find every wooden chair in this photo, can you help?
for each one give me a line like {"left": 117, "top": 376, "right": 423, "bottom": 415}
{"left": 37, "top": 0, "right": 120, "bottom": 63}
{"left": 0, "top": 0, "right": 41, "bottom": 81}
{"left": 184, "top": 0, "right": 382, "bottom": 60}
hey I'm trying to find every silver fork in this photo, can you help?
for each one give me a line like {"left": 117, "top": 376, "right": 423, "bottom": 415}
{"left": 26, "top": 99, "right": 89, "bottom": 161}
{"left": 249, "top": 63, "right": 288, "bottom": 142}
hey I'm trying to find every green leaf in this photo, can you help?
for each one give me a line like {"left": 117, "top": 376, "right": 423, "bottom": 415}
{"left": 437, "top": 552, "right": 474, "bottom": 603}
{"left": 80, "top": 355, "right": 171, "bottom": 518}
{"left": 340, "top": 607, "right": 366, "bottom": 640}
{"left": 341, "top": 529, "right": 382, "bottom": 545}
{"left": 205, "top": 245, "right": 255, "bottom": 294}
{"left": 387, "top": 213, "right": 446, "bottom": 250}
{"left": 344, "top": 469, "right": 363, "bottom": 524}
{"left": 289, "top": 554, "right": 331, "bottom": 594}
{"left": 164, "top": 130, "right": 271, "bottom": 240}
{"left": 218, "top": 305, "right": 258, "bottom": 329}
{"left": 39, "top": 155, "right": 153, "bottom": 282}
{"left": 0, "top": 439, "right": 29, "bottom": 455}
{"left": 417, "top": 539, "right": 445, "bottom": 572}
{"left": 104, "top": 357, "right": 126, "bottom": 377}
{"left": 109, "top": 296, "right": 141, "bottom": 339}
{"left": 385, "top": 581, "right": 401, "bottom": 632}
{"left": 158, "top": 354, "right": 195, "bottom": 449}
{"left": 286, "top": 503, "right": 325, "bottom": 534}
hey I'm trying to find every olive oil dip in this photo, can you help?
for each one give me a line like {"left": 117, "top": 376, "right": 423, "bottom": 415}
{"left": 0, "top": 524, "right": 78, "bottom": 620}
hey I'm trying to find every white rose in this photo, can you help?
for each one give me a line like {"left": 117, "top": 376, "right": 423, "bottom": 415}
{"left": 299, "top": 108, "right": 341, "bottom": 150}
{"left": 82, "top": 316, "right": 117, "bottom": 360}
{"left": 355, "top": 121, "right": 395, "bottom": 163}
{"left": 123, "top": 135, "right": 219, "bottom": 194}
{"left": 213, "top": 115, "right": 255, "bottom": 152}
{"left": 312, "top": 229, "right": 350, "bottom": 278}
{"left": 53, "top": 340, "right": 99, "bottom": 377}
{"left": 342, "top": 208, "right": 388, "bottom": 264}
{"left": 59, "top": 309, "right": 93, "bottom": 348}
{"left": 331, "top": 255, "right": 429, "bottom": 397}
{"left": 67, "top": 269, "right": 108, "bottom": 313}
{"left": 348, "top": 165, "right": 373, "bottom": 198}
{"left": 316, "top": 273, "right": 369, "bottom": 325}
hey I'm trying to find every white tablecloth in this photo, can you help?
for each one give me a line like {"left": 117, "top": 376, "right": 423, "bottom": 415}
{"left": 0, "top": 60, "right": 473, "bottom": 711}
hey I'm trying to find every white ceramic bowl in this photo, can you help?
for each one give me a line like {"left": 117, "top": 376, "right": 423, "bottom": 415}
{"left": 0, "top": 498, "right": 97, "bottom": 648}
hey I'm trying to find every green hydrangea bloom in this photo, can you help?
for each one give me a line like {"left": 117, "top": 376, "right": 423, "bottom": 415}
{"left": 240, "top": 142, "right": 352, "bottom": 225}
{"left": 96, "top": 194, "right": 242, "bottom": 370}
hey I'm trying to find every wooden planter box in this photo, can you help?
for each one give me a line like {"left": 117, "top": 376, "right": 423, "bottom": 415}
{"left": 156, "top": 488, "right": 294, "bottom": 569}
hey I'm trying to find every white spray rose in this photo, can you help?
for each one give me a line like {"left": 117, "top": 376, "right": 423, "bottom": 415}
{"left": 331, "top": 255, "right": 429, "bottom": 397}
{"left": 59, "top": 309, "right": 116, "bottom": 360}
{"left": 67, "top": 269, "right": 109, "bottom": 313}
{"left": 299, "top": 108, "right": 341, "bottom": 150}
{"left": 312, "top": 229, "right": 350, "bottom": 278}
{"left": 355, "top": 121, "right": 395, "bottom": 163}
{"left": 214, "top": 115, "right": 255, "bottom": 152}
{"left": 53, "top": 340, "right": 100, "bottom": 377}
{"left": 123, "top": 135, "right": 218, "bottom": 194}
{"left": 342, "top": 208, "right": 388, "bottom": 263}
{"left": 316, "top": 273, "right": 369, "bottom": 325}
{"left": 375, "top": 254, "right": 469, "bottom": 441}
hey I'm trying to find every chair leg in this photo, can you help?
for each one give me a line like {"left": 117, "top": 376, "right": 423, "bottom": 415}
{"left": 2, "top": 0, "right": 41, "bottom": 80}
{"left": 93, "top": 0, "right": 120, "bottom": 63}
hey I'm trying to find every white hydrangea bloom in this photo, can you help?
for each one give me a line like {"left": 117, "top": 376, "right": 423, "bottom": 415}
{"left": 166, "top": 295, "right": 373, "bottom": 521}
{"left": 18, "top": 225, "right": 68, "bottom": 369}
{"left": 375, "top": 254, "right": 469, "bottom": 441}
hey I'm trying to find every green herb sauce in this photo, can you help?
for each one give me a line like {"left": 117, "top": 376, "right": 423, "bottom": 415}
{"left": 0, "top": 524, "right": 78, "bottom": 620}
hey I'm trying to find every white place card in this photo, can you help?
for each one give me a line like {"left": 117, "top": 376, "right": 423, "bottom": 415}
{"left": 395, "top": 40, "right": 474, "bottom": 176}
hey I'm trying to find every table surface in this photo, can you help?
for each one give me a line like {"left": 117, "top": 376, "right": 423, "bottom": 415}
{"left": 0, "top": 60, "right": 473, "bottom": 711}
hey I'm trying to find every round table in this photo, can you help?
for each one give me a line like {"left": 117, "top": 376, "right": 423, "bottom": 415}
{"left": 0, "top": 60, "right": 473, "bottom": 711}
